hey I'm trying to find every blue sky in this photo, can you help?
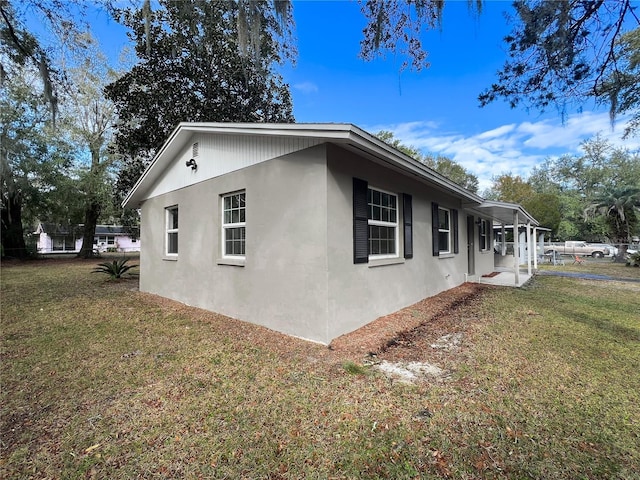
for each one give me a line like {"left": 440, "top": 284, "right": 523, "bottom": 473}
{"left": 58, "top": 1, "right": 640, "bottom": 191}
{"left": 278, "top": 1, "right": 639, "bottom": 191}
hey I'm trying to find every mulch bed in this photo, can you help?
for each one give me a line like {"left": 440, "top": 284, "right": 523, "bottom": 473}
{"left": 137, "top": 282, "right": 493, "bottom": 367}
{"left": 329, "top": 282, "right": 491, "bottom": 361}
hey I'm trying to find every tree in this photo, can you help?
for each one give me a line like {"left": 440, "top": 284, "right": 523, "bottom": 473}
{"left": 1, "top": 66, "right": 75, "bottom": 258}
{"left": 106, "top": 0, "right": 295, "bottom": 201}
{"left": 359, "top": 0, "right": 482, "bottom": 71}
{"left": 422, "top": 154, "right": 479, "bottom": 193}
{"left": 375, "top": 130, "right": 479, "bottom": 193}
{"left": 598, "top": 27, "right": 640, "bottom": 137}
{"left": 375, "top": 130, "right": 422, "bottom": 158}
{"left": 487, "top": 173, "right": 561, "bottom": 234}
{"left": 358, "top": 2, "right": 638, "bottom": 132}
{"left": 586, "top": 186, "right": 640, "bottom": 261}
{"left": 486, "top": 173, "right": 533, "bottom": 204}
{"left": 60, "top": 35, "right": 119, "bottom": 258}
{"left": 0, "top": 0, "right": 100, "bottom": 123}
{"left": 528, "top": 136, "right": 640, "bottom": 242}
{"left": 477, "top": 1, "right": 639, "bottom": 126}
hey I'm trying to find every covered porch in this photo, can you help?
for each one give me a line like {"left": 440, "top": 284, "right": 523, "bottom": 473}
{"left": 465, "top": 200, "right": 541, "bottom": 287}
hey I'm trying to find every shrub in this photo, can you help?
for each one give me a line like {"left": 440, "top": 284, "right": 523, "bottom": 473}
{"left": 92, "top": 259, "right": 138, "bottom": 279}
{"left": 627, "top": 251, "right": 640, "bottom": 267}
{"left": 342, "top": 361, "right": 368, "bottom": 375}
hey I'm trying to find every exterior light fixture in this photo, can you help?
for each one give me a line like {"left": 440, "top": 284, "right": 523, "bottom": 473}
{"left": 185, "top": 158, "right": 197, "bottom": 170}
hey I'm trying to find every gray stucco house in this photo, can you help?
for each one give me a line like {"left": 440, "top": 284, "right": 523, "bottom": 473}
{"left": 123, "top": 123, "right": 538, "bottom": 344}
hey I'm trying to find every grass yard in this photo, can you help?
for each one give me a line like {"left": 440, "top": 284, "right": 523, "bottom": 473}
{"left": 537, "top": 255, "right": 640, "bottom": 279}
{"left": 1, "top": 259, "right": 639, "bottom": 479}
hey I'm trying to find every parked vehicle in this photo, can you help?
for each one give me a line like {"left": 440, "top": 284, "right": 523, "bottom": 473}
{"left": 545, "top": 241, "right": 610, "bottom": 258}
{"left": 587, "top": 243, "right": 618, "bottom": 257}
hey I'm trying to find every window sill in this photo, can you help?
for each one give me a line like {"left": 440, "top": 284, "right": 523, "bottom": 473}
{"left": 217, "top": 257, "right": 246, "bottom": 267}
{"left": 368, "top": 257, "right": 405, "bottom": 268}
{"left": 438, "top": 253, "right": 455, "bottom": 259}
{"left": 163, "top": 256, "right": 178, "bottom": 261}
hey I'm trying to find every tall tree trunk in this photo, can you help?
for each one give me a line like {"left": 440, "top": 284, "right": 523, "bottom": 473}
{"left": 77, "top": 200, "right": 100, "bottom": 258}
{"left": 0, "top": 190, "right": 28, "bottom": 258}
{"left": 77, "top": 145, "right": 102, "bottom": 259}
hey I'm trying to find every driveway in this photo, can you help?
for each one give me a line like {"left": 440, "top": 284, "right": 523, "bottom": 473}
{"left": 537, "top": 270, "right": 640, "bottom": 283}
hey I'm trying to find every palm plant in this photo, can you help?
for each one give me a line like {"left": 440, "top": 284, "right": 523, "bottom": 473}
{"left": 585, "top": 186, "right": 640, "bottom": 261}
{"left": 92, "top": 258, "right": 138, "bottom": 279}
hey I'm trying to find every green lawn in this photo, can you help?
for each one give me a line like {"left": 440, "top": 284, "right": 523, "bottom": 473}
{"left": 537, "top": 255, "right": 640, "bottom": 278}
{"left": 1, "top": 259, "right": 639, "bottom": 479}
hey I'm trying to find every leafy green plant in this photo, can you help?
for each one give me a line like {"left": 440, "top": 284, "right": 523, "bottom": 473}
{"left": 627, "top": 251, "right": 640, "bottom": 267}
{"left": 342, "top": 361, "right": 368, "bottom": 375}
{"left": 92, "top": 259, "right": 138, "bottom": 279}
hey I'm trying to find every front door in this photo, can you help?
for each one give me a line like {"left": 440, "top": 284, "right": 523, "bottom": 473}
{"left": 467, "top": 215, "right": 475, "bottom": 275}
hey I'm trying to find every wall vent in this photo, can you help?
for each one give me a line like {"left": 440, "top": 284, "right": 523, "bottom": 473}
{"left": 192, "top": 142, "right": 199, "bottom": 157}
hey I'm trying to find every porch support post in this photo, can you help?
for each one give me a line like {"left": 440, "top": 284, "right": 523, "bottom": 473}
{"left": 501, "top": 224, "right": 506, "bottom": 255}
{"left": 538, "top": 231, "right": 546, "bottom": 267}
{"left": 526, "top": 222, "right": 532, "bottom": 276}
{"left": 533, "top": 226, "right": 538, "bottom": 270}
{"left": 513, "top": 211, "right": 520, "bottom": 286}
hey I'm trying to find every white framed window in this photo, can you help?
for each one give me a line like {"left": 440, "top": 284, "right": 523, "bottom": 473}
{"left": 367, "top": 187, "right": 398, "bottom": 258}
{"left": 94, "top": 235, "right": 115, "bottom": 245}
{"left": 165, "top": 205, "right": 179, "bottom": 255}
{"left": 222, "top": 191, "right": 245, "bottom": 257}
{"left": 438, "top": 207, "right": 451, "bottom": 254}
{"left": 479, "top": 219, "right": 490, "bottom": 251}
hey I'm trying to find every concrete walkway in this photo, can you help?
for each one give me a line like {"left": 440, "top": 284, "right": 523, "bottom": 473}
{"left": 475, "top": 267, "right": 640, "bottom": 288}
{"left": 478, "top": 269, "right": 533, "bottom": 287}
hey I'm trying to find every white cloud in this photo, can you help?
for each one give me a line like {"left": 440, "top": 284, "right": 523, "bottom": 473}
{"left": 375, "top": 112, "right": 639, "bottom": 192}
{"left": 293, "top": 81, "right": 319, "bottom": 94}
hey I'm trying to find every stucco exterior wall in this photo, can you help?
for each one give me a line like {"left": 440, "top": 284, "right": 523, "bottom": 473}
{"left": 324, "top": 145, "right": 473, "bottom": 341}
{"left": 137, "top": 140, "right": 498, "bottom": 344}
{"left": 139, "top": 145, "right": 331, "bottom": 342}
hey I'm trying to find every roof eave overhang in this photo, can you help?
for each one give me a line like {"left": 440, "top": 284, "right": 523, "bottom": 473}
{"left": 464, "top": 200, "right": 539, "bottom": 227}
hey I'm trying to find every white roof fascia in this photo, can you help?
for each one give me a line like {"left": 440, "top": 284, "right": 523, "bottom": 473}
{"left": 343, "top": 125, "right": 482, "bottom": 204}
{"left": 122, "top": 123, "right": 184, "bottom": 208}
{"left": 464, "top": 199, "right": 539, "bottom": 226}
{"left": 122, "top": 122, "right": 484, "bottom": 208}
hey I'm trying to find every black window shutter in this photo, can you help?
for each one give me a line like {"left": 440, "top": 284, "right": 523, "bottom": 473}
{"left": 431, "top": 202, "right": 440, "bottom": 256}
{"left": 353, "top": 177, "right": 369, "bottom": 264}
{"left": 403, "top": 193, "right": 413, "bottom": 259}
{"left": 452, "top": 208, "right": 459, "bottom": 254}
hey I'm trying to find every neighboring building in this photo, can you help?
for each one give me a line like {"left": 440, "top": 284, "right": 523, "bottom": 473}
{"left": 33, "top": 223, "right": 140, "bottom": 254}
{"left": 123, "top": 123, "right": 539, "bottom": 344}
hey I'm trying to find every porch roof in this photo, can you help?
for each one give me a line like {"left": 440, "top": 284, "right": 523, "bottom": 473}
{"left": 464, "top": 200, "right": 539, "bottom": 227}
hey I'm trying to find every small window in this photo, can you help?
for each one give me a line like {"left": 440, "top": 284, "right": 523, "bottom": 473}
{"left": 479, "top": 219, "right": 490, "bottom": 251}
{"left": 52, "top": 236, "right": 74, "bottom": 251}
{"left": 368, "top": 187, "right": 398, "bottom": 258}
{"left": 222, "top": 191, "right": 245, "bottom": 257}
{"left": 166, "top": 206, "right": 178, "bottom": 255}
{"left": 438, "top": 207, "right": 451, "bottom": 254}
